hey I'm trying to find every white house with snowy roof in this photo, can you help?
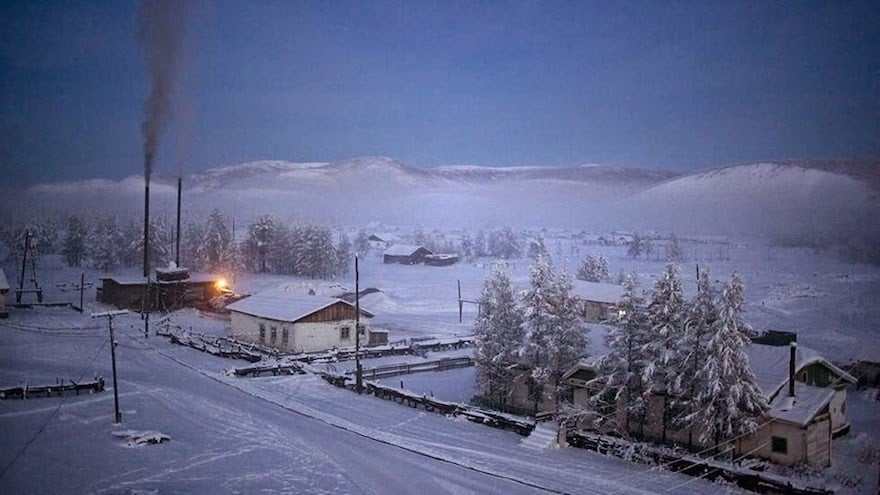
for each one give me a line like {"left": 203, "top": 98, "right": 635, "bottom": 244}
{"left": 565, "top": 341, "right": 855, "bottom": 467}
{"left": 225, "top": 288, "right": 384, "bottom": 353}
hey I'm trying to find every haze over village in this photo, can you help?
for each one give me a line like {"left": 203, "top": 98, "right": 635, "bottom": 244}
{"left": 1, "top": 1, "right": 879, "bottom": 494}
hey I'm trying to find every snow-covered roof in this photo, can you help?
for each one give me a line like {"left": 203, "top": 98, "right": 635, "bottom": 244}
{"left": 225, "top": 287, "right": 373, "bottom": 323}
{"left": 369, "top": 233, "right": 399, "bottom": 242}
{"left": 746, "top": 343, "right": 856, "bottom": 399}
{"left": 0, "top": 268, "right": 9, "bottom": 292}
{"left": 100, "top": 273, "right": 219, "bottom": 286}
{"left": 571, "top": 281, "right": 624, "bottom": 305}
{"left": 767, "top": 382, "right": 835, "bottom": 427}
{"left": 383, "top": 244, "right": 432, "bottom": 256}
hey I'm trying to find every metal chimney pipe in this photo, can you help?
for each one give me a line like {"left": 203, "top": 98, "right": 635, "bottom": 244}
{"left": 788, "top": 341, "right": 797, "bottom": 397}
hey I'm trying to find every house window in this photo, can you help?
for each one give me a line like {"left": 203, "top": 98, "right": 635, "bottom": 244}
{"left": 282, "top": 328, "right": 289, "bottom": 347}
{"left": 259, "top": 324, "right": 266, "bottom": 344}
{"left": 841, "top": 401, "right": 845, "bottom": 415}
{"left": 270, "top": 326, "right": 277, "bottom": 345}
{"left": 340, "top": 326, "right": 350, "bottom": 340}
{"left": 771, "top": 436, "right": 788, "bottom": 454}
{"left": 357, "top": 323, "right": 365, "bottom": 335}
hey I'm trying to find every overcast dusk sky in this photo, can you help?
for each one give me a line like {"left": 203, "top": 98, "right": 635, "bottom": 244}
{"left": 1, "top": 0, "right": 878, "bottom": 186}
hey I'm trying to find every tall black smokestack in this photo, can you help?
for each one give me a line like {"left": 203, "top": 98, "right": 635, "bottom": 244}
{"left": 176, "top": 176, "right": 182, "bottom": 266}
{"left": 138, "top": 0, "right": 183, "bottom": 277}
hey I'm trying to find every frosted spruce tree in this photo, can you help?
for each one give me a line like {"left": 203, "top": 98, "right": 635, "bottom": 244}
{"left": 203, "top": 209, "right": 235, "bottom": 273}
{"left": 641, "top": 263, "right": 686, "bottom": 443}
{"left": 336, "top": 232, "right": 352, "bottom": 276}
{"left": 666, "top": 233, "right": 685, "bottom": 262}
{"left": 242, "top": 215, "right": 284, "bottom": 273}
{"left": 473, "top": 263, "right": 525, "bottom": 407}
{"left": 62, "top": 214, "right": 87, "bottom": 267}
{"left": 688, "top": 273, "right": 768, "bottom": 450}
{"left": 89, "top": 215, "right": 122, "bottom": 272}
{"left": 576, "top": 254, "right": 609, "bottom": 282}
{"left": 521, "top": 256, "right": 587, "bottom": 409}
{"left": 591, "top": 275, "right": 651, "bottom": 433}
{"left": 674, "top": 268, "right": 717, "bottom": 446}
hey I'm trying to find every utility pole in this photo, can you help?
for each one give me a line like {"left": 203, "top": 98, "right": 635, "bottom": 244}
{"left": 17, "top": 230, "right": 29, "bottom": 304}
{"left": 91, "top": 310, "right": 128, "bottom": 424}
{"left": 355, "top": 254, "right": 363, "bottom": 394}
{"left": 78, "top": 272, "right": 85, "bottom": 313}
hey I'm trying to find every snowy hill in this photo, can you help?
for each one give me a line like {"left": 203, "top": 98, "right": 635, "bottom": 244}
{"left": 15, "top": 157, "right": 879, "bottom": 236}
{"left": 627, "top": 161, "right": 880, "bottom": 237}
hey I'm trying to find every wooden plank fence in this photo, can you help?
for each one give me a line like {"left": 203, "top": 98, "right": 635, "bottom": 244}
{"left": 313, "top": 371, "right": 535, "bottom": 436}
{"left": 1, "top": 377, "right": 105, "bottom": 399}
{"left": 227, "top": 362, "right": 305, "bottom": 378}
{"left": 353, "top": 357, "right": 474, "bottom": 380}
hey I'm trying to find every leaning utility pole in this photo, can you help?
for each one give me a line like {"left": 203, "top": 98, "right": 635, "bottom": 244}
{"left": 355, "top": 254, "right": 363, "bottom": 394}
{"left": 91, "top": 310, "right": 128, "bottom": 424}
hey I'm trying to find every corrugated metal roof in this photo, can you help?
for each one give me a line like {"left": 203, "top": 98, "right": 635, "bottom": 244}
{"left": 226, "top": 287, "right": 373, "bottom": 323}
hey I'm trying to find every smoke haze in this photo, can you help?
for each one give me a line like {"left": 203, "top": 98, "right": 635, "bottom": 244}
{"left": 137, "top": 0, "right": 184, "bottom": 182}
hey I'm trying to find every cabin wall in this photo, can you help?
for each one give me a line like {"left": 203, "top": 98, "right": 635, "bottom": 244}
{"left": 230, "top": 312, "right": 375, "bottom": 353}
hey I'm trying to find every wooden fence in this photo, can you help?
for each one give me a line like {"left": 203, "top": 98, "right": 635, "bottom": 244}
{"left": 354, "top": 357, "right": 474, "bottom": 380}
{"left": 1, "top": 377, "right": 105, "bottom": 399}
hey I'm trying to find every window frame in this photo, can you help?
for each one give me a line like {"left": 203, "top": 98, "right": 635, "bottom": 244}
{"left": 771, "top": 436, "right": 788, "bottom": 454}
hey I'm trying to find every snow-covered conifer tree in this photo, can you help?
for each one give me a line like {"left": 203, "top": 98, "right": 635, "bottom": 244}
{"left": 527, "top": 234, "right": 548, "bottom": 260}
{"left": 626, "top": 233, "right": 644, "bottom": 259}
{"left": 641, "top": 263, "right": 686, "bottom": 442}
{"left": 576, "top": 254, "right": 609, "bottom": 282}
{"left": 336, "top": 232, "right": 352, "bottom": 276}
{"left": 474, "top": 263, "right": 525, "bottom": 407}
{"left": 62, "top": 214, "right": 87, "bottom": 267}
{"left": 592, "top": 275, "right": 650, "bottom": 432}
{"left": 688, "top": 273, "right": 768, "bottom": 448}
{"left": 203, "top": 209, "right": 234, "bottom": 273}
{"left": 353, "top": 230, "right": 370, "bottom": 255}
{"left": 665, "top": 233, "right": 685, "bottom": 262}
{"left": 89, "top": 215, "right": 122, "bottom": 272}
{"left": 474, "top": 230, "right": 487, "bottom": 257}
{"left": 243, "top": 215, "right": 282, "bottom": 273}
{"left": 521, "top": 256, "right": 587, "bottom": 407}
{"left": 182, "top": 221, "right": 207, "bottom": 270}
{"left": 673, "top": 268, "right": 717, "bottom": 444}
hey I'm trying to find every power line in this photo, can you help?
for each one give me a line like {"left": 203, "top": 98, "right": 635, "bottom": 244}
{"left": 0, "top": 338, "right": 109, "bottom": 481}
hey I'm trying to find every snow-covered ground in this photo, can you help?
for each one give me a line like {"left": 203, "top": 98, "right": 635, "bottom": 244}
{"left": 1, "top": 236, "right": 879, "bottom": 493}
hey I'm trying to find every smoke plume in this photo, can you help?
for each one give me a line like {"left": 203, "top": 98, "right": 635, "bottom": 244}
{"left": 137, "top": 0, "right": 183, "bottom": 183}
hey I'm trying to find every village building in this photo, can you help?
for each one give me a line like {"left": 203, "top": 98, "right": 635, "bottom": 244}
{"left": 571, "top": 281, "right": 624, "bottom": 322}
{"left": 564, "top": 341, "right": 856, "bottom": 467}
{"left": 225, "top": 287, "right": 386, "bottom": 353}
{"left": 0, "top": 268, "right": 9, "bottom": 318}
{"left": 368, "top": 233, "right": 399, "bottom": 251}
{"left": 383, "top": 245, "right": 433, "bottom": 265}
{"left": 97, "top": 267, "right": 224, "bottom": 311}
